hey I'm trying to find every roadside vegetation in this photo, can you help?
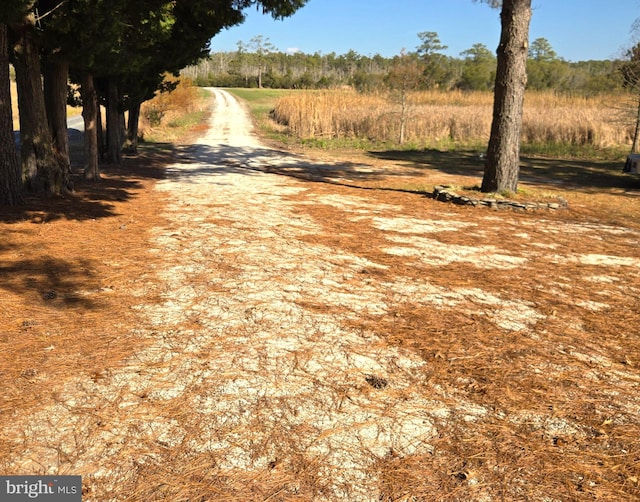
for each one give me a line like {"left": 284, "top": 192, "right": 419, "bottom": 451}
{"left": 228, "top": 87, "right": 632, "bottom": 160}
{"left": 138, "top": 78, "right": 210, "bottom": 144}
{"left": 270, "top": 89, "right": 631, "bottom": 159}
{"left": 10, "top": 76, "right": 210, "bottom": 147}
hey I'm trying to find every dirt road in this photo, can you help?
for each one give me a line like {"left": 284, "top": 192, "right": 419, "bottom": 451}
{"left": 5, "top": 88, "right": 640, "bottom": 500}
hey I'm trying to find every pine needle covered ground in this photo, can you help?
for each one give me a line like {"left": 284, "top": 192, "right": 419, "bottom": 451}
{"left": 1, "top": 87, "right": 639, "bottom": 501}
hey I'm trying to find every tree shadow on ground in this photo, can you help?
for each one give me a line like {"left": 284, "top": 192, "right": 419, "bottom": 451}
{"left": 369, "top": 149, "right": 640, "bottom": 194}
{"left": 169, "top": 143, "right": 429, "bottom": 193}
{"left": 0, "top": 141, "right": 167, "bottom": 224}
{"left": 1, "top": 141, "right": 170, "bottom": 311}
{"left": 370, "top": 149, "right": 485, "bottom": 180}
{"left": 0, "top": 257, "right": 98, "bottom": 310}
{"left": 518, "top": 156, "right": 640, "bottom": 193}
{"left": 3, "top": 140, "right": 372, "bottom": 314}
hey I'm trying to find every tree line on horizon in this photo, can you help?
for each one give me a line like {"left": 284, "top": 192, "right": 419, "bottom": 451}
{"left": 184, "top": 32, "right": 622, "bottom": 95}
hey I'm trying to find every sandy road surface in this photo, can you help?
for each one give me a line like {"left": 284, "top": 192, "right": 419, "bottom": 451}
{"left": 6, "top": 88, "right": 640, "bottom": 500}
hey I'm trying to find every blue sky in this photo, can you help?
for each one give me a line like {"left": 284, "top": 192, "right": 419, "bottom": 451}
{"left": 210, "top": 0, "right": 640, "bottom": 61}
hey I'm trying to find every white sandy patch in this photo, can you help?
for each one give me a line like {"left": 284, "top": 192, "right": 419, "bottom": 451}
{"left": 530, "top": 242, "right": 560, "bottom": 249}
{"left": 574, "top": 254, "right": 640, "bottom": 267}
{"left": 585, "top": 275, "right": 620, "bottom": 284}
{"left": 382, "top": 234, "right": 528, "bottom": 269}
{"left": 550, "top": 253, "right": 640, "bottom": 268}
{"left": 519, "top": 219, "right": 640, "bottom": 236}
{"left": 385, "top": 279, "right": 544, "bottom": 331}
{"left": 309, "top": 193, "right": 401, "bottom": 212}
{"left": 372, "top": 216, "right": 476, "bottom": 233}
{"left": 574, "top": 299, "right": 610, "bottom": 311}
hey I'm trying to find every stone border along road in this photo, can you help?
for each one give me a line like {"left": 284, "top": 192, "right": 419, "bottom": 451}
{"left": 8, "top": 88, "right": 640, "bottom": 500}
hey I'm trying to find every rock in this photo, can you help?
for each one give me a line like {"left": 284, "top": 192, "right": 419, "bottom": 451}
{"left": 430, "top": 185, "right": 568, "bottom": 212}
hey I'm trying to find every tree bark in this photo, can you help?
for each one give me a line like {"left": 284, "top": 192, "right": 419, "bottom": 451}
{"left": 13, "top": 21, "right": 37, "bottom": 188}
{"left": 399, "top": 92, "right": 407, "bottom": 145}
{"left": 632, "top": 93, "right": 640, "bottom": 154}
{"left": 118, "top": 107, "right": 126, "bottom": 153}
{"left": 43, "top": 59, "right": 70, "bottom": 167}
{"left": 106, "top": 77, "right": 121, "bottom": 165}
{"left": 81, "top": 72, "right": 100, "bottom": 180}
{"left": 127, "top": 102, "right": 141, "bottom": 154}
{"left": 12, "top": 12, "right": 72, "bottom": 194}
{"left": 0, "top": 23, "right": 23, "bottom": 206}
{"left": 481, "top": 0, "right": 532, "bottom": 194}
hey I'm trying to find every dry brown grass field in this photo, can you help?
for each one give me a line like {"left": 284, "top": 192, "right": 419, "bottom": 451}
{"left": 1, "top": 85, "right": 640, "bottom": 500}
{"left": 272, "top": 89, "right": 633, "bottom": 155}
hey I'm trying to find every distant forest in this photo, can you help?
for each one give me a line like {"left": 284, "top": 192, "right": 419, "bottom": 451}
{"left": 182, "top": 34, "right": 623, "bottom": 94}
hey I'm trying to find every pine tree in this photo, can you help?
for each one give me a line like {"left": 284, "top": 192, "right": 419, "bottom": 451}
{"left": 479, "top": 0, "right": 532, "bottom": 194}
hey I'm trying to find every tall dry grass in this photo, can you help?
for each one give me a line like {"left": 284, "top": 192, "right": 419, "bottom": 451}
{"left": 139, "top": 78, "right": 207, "bottom": 142}
{"left": 140, "top": 77, "right": 201, "bottom": 127}
{"left": 272, "top": 89, "right": 634, "bottom": 150}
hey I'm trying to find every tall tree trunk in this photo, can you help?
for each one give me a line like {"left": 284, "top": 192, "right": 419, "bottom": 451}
{"left": 118, "top": 108, "right": 126, "bottom": 153}
{"left": 0, "top": 23, "right": 23, "bottom": 206}
{"left": 81, "top": 72, "right": 100, "bottom": 180}
{"left": 631, "top": 93, "right": 640, "bottom": 154}
{"left": 127, "top": 102, "right": 141, "bottom": 154}
{"left": 399, "top": 91, "right": 407, "bottom": 145}
{"left": 106, "top": 78, "right": 121, "bottom": 165}
{"left": 13, "top": 23, "right": 37, "bottom": 187}
{"left": 43, "top": 59, "right": 70, "bottom": 168}
{"left": 481, "top": 0, "right": 532, "bottom": 194}
{"left": 12, "top": 12, "right": 71, "bottom": 194}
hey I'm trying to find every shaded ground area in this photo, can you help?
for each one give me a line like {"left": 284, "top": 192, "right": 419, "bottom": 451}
{"left": 370, "top": 148, "right": 640, "bottom": 193}
{"left": 1, "top": 89, "right": 639, "bottom": 501}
